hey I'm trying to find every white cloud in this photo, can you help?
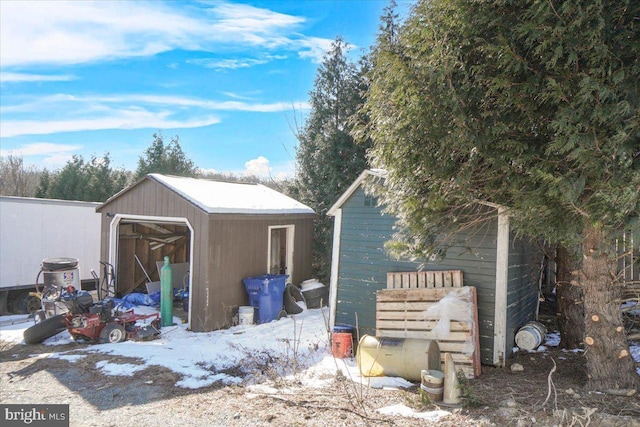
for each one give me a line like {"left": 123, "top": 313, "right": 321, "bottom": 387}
{"left": 242, "top": 157, "right": 295, "bottom": 180}
{"left": 187, "top": 58, "right": 270, "bottom": 70}
{"left": 295, "top": 37, "right": 336, "bottom": 63}
{"left": 1, "top": 109, "right": 221, "bottom": 138}
{"left": 0, "top": 72, "right": 76, "bottom": 83}
{"left": 221, "top": 91, "right": 261, "bottom": 101}
{"left": 1, "top": 93, "right": 310, "bottom": 137}
{"left": 0, "top": 142, "right": 81, "bottom": 157}
{"left": 210, "top": 3, "right": 304, "bottom": 38}
{"left": 198, "top": 168, "right": 219, "bottom": 176}
{"left": 188, "top": 54, "right": 287, "bottom": 70}
{"left": 244, "top": 156, "right": 271, "bottom": 177}
{"left": 43, "top": 153, "right": 76, "bottom": 168}
{"left": 0, "top": 1, "right": 329, "bottom": 67}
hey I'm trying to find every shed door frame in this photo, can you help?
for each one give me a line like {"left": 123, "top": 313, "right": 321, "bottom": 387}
{"left": 108, "top": 214, "right": 194, "bottom": 327}
{"left": 267, "top": 225, "right": 295, "bottom": 281}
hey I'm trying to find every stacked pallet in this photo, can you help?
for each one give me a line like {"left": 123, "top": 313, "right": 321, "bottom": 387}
{"left": 387, "top": 270, "right": 463, "bottom": 289}
{"left": 376, "top": 270, "right": 481, "bottom": 378}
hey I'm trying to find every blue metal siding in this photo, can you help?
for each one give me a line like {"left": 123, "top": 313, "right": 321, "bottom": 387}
{"left": 335, "top": 187, "right": 499, "bottom": 364}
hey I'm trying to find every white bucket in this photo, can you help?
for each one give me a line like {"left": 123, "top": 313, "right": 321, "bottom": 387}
{"left": 515, "top": 321, "right": 547, "bottom": 350}
{"left": 238, "top": 306, "right": 254, "bottom": 325}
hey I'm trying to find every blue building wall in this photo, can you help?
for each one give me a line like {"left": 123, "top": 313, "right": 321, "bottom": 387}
{"left": 334, "top": 183, "right": 539, "bottom": 365}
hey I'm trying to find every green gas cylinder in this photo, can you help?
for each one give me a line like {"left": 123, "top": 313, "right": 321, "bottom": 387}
{"left": 160, "top": 256, "right": 173, "bottom": 327}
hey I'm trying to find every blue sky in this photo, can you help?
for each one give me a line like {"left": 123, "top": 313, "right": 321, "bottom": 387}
{"left": 0, "top": 0, "right": 409, "bottom": 180}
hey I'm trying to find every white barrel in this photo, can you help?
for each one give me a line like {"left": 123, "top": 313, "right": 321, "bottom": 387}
{"left": 515, "top": 321, "right": 546, "bottom": 350}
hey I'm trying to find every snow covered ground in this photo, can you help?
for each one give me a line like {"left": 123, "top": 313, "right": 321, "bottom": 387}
{"left": 1, "top": 305, "right": 639, "bottom": 420}
{"left": 0, "top": 307, "right": 446, "bottom": 420}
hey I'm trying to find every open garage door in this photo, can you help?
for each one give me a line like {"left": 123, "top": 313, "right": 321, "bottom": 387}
{"left": 108, "top": 214, "right": 194, "bottom": 325}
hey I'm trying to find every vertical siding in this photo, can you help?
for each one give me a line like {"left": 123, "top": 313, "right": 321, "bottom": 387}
{"left": 198, "top": 214, "right": 314, "bottom": 332}
{"left": 99, "top": 179, "right": 202, "bottom": 293}
{"left": 335, "top": 187, "right": 499, "bottom": 365}
{"left": 504, "top": 233, "right": 540, "bottom": 356}
{"left": 100, "top": 179, "right": 314, "bottom": 331}
{"left": 99, "top": 178, "right": 315, "bottom": 332}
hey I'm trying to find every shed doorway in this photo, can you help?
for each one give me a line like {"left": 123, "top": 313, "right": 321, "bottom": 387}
{"left": 108, "top": 214, "right": 194, "bottom": 326}
{"left": 268, "top": 225, "right": 294, "bottom": 280}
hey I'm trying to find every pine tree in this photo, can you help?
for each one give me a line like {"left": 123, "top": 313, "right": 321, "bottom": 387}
{"left": 364, "top": 0, "right": 639, "bottom": 390}
{"left": 134, "top": 132, "right": 197, "bottom": 181}
{"left": 294, "top": 37, "right": 372, "bottom": 282}
{"left": 36, "top": 154, "right": 129, "bottom": 202}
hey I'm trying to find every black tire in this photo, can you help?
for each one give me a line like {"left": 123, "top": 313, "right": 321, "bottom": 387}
{"left": 23, "top": 314, "right": 66, "bottom": 344}
{"left": 276, "top": 309, "right": 288, "bottom": 320}
{"left": 99, "top": 323, "right": 126, "bottom": 344}
{"left": 11, "top": 291, "right": 41, "bottom": 314}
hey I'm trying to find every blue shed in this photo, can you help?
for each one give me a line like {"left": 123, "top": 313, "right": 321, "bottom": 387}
{"left": 327, "top": 170, "right": 542, "bottom": 367}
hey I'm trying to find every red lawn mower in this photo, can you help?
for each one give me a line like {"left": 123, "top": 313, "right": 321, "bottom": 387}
{"left": 24, "top": 286, "right": 160, "bottom": 345}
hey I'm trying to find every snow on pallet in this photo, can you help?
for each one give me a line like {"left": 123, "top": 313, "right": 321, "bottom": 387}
{"left": 376, "top": 285, "right": 481, "bottom": 379}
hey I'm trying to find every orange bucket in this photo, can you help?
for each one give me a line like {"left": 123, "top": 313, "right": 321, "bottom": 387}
{"left": 332, "top": 332, "right": 353, "bottom": 358}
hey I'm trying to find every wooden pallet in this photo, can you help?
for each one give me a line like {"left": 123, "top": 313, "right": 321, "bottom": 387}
{"left": 387, "top": 270, "right": 463, "bottom": 289}
{"left": 376, "top": 286, "right": 481, "bottom": 378}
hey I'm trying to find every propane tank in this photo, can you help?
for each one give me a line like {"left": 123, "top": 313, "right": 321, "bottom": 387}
{"left": 160, "top": 256, "right": 173, "bottom": 327}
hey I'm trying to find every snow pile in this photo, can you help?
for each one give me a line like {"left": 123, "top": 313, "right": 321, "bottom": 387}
{"left": 0, "top": 307, "right": 422, "bottom": 393}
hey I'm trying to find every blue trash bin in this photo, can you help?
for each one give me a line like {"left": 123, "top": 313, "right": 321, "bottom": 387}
{"left": 242, "top": 274, "right": 288, "bottom": 323}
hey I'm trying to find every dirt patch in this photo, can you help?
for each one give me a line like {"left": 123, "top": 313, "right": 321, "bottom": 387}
{"left": 1, "top": 324, "right": 639, "bottom": 426}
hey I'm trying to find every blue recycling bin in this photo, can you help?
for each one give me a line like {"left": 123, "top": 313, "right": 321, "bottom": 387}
{"left": 242, "top": 274, "right": 288, "bottom": 323}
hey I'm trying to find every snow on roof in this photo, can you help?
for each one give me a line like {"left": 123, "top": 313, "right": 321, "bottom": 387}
{"left": 327, "top": 169, "right": 386, "bottom": 216}
{"left": 149, "top": 174, "right": 315, "bottom": 215}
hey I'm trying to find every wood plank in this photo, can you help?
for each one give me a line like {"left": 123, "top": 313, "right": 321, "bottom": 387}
{"left": 443, "top": 273, "right": 452, "bottom": 287}
{"left": 375, "top": 286, "right": 481, "bottom": 379}
{"left": 427, "top": 273, "right": 435, "bottom": 288}
{"left": 376, "top": 328, "right": 472, "bottom": 341}
{"left": 377, "top": 302, "right": 440, "bottom": 311}
{"left": 434, "top": 272, "right": 443, "bottom": 288}
{"left": 453, "top": 271, "right": 463, "bottom": 287}
{"left": 386, "top": 270, "right": 465, "bottom": 290}
{"left": 378, "top": 287, "right": 453, "bottom": 301}
{"left": 417, "top": 271, "right": 425, "bottom": 288}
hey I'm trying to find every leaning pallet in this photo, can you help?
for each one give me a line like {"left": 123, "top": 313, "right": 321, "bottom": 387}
{"left": 387, "top": 270, "right": 463, "bottom": 289}
{"left": 376, "top": 286, "right": 481, "bottom": 379}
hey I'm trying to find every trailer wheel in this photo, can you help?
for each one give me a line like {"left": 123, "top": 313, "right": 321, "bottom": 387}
{"left": 100, "top": 323, "right": 126, "bottom": 344}
{"left": 11, "top": 291, "right": 41, "bottom": 314}
{"left": 23, "top": 314, "right": 66, "bottom": 344}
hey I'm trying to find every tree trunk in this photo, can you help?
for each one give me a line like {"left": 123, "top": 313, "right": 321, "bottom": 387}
{"left": 581, "top": 222, "right": 638, "bottom": 391}
{"left": 555, "top": 246, "right": 584, "bottom": 349}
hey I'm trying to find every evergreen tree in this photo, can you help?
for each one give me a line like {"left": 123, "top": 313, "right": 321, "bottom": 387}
{"left": 34, "top": 170, "right": 51, "bottom": 199}
{"left": 36, "top": 153, "right": 129, "bottom": 202}
{"left": 294, "top": 37, "right": 372, "bottom": 282}
{"left": 83, "top": 154, "right": 129, "bottom": 201}
{"left": 364, "top": 0, "right": 639, "bottom": 390}
{"left": 49, "top": 156, "right": 86, "bottom": 200}
{"left": 134, "top": 132, "right": 197, "bottom": 180}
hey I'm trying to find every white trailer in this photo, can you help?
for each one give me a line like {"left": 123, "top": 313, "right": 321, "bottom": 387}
{"left": 0, "top": 196, "right": 102, "bottom": 314}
